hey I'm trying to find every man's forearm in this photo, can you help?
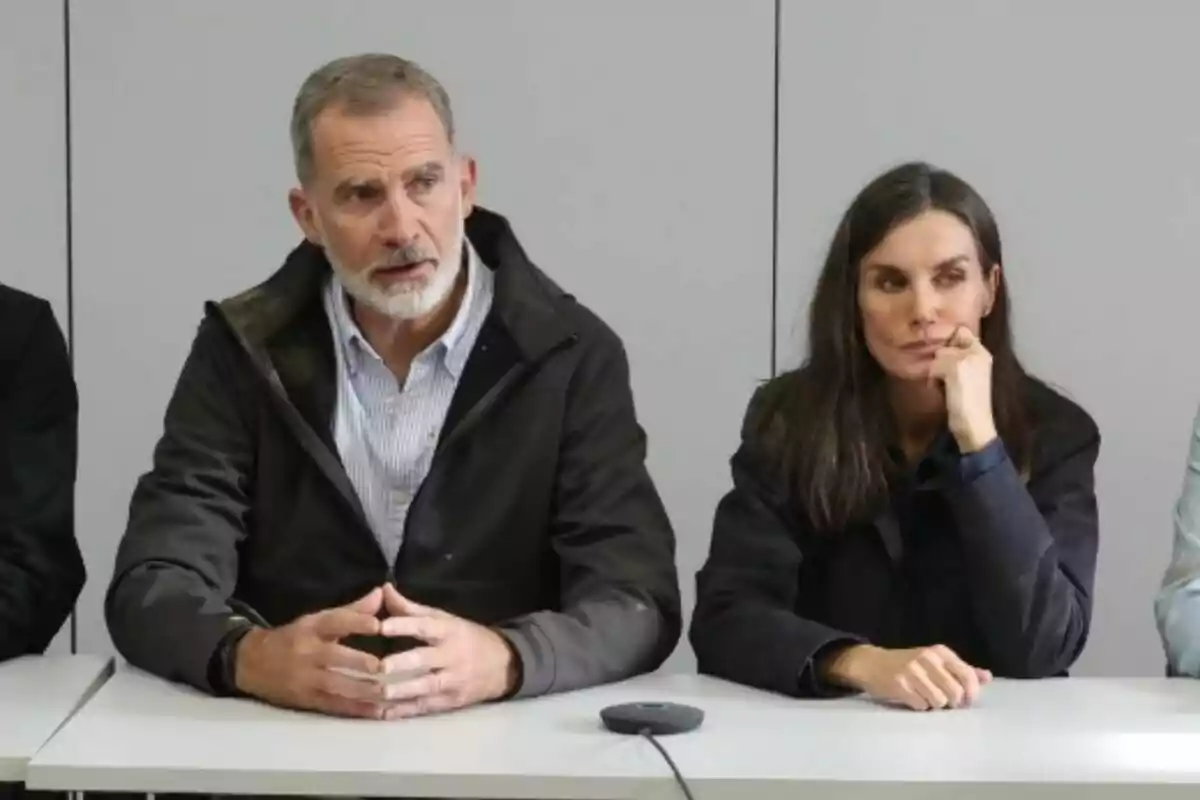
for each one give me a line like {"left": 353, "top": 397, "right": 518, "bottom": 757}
{"left": 498, "top": 590, "right": 669, "bottom": 698}
{"left": 106, "top": 561, "right": 246, "bottom": 691}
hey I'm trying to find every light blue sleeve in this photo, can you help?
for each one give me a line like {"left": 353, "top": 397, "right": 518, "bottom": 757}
{"left": 1155, "top": 403, "right": 1200, "bottom": 677}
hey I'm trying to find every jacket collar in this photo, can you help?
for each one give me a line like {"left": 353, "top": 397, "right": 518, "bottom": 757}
{"left": 210, "top": 205, "right": 577, "bottom": 368}
{"left": 873, "top": 430, "right": 963, "bottom": 565}
{"left": 202, "top": 206, "right": 580, "bottom": 538}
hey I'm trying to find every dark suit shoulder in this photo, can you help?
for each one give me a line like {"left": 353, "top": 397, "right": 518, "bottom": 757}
{"left": 1023, "top": 376, "right": 1100, "bottom": 472}
{"left": 721, "top": 370, "right": 811, "bottom": 494}
{"left": 0, "top": 284, "right": 54, "bottom": 355}
{"left": 518, "top": 262, "right": 629, "bottom": 361}
{"left": 0, "top": 282, "right": 50, "bottom": 314}
{"left": 558, "top": 296, "right": 621, "bottom": 350}
{"left": 0, "top": 282, "right": 74, "bottom": 444}
{"left": 1024, "top": 376, "right": 1099, "bottom": 440}
{"left": 740, "top": 368, "right": 809, "bottom": 439}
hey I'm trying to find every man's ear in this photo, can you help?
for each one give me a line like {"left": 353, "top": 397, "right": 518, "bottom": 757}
{"left": 457, "top": 154, "right": 478, "bottom": 217}
{"left": 288, "top": 187, "right": 323, "bottom": 245}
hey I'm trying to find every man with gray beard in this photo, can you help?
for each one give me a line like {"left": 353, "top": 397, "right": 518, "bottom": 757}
{"left": 106, "top": 53, "right": 681, "bottom": 721}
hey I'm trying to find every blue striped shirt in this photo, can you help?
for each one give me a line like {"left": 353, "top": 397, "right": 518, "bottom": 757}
{"left": 322, "top": 246, "right": 494, "bottom": 565}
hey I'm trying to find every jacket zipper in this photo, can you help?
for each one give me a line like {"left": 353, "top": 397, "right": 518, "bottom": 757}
{"left": 211, "top": 307, "right": 382, "bottom": 562}
{"left": 393, "top": 333, "right": 580, "bottom": 573}
{"left": 214, "top": 298, "right": 580, "bottom": 580}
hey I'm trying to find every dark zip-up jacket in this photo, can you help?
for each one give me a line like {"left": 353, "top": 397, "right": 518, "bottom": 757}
{"left": 106, "top": 207, "right": 681, "bottom": 697}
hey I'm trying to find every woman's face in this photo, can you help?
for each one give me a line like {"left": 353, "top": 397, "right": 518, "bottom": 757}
{"left": 857, "top": 210, "right": 998, "bottom": 382}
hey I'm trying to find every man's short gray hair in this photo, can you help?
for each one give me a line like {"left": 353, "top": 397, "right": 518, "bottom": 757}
{"left": 290, "top": 53, "right": 455, "bottom": 186}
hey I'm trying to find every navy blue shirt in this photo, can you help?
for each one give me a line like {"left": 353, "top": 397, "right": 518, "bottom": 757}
{"left": 868, "top": 435, "right": 1012, "bottom": 665}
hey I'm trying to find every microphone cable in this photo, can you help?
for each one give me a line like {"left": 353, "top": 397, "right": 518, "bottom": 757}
{"left": 638, "top": 728, "right": 695, "bottom": 800}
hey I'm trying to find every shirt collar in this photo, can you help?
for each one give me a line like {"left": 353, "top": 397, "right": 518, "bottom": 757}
{"left": 887, "top": 428, "right": 962, "bottom": 491}
{"left": 325, "top": 242, "right": 486, "bottom": 380}
{"left": 439, "top": 242, "right": 485, "bottom": 379}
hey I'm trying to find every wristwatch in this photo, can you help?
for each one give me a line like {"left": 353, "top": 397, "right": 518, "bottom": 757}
{"left": 210, "top": 617, "right": 255, "bottom": 697}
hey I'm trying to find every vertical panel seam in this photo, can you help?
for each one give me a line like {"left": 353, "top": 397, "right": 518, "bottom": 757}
{"left": 62, "top": 0, "right": 77, "bottom": 655}
{"left": 770, "top": 0, "right": 781, "bottom": 377}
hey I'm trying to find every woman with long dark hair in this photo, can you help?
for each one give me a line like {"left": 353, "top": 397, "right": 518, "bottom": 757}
{"left": 690, "top": 162, "right": 1101, "bottom": 710}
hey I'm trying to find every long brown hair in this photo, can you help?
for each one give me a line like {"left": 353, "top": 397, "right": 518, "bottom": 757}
{"left": 756, "top": 161, "right": 1031, "bottom": 532}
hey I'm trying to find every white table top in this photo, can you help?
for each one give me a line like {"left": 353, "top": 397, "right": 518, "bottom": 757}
{"left": 24, "top": 665, "right": 1200, "bottom": 799}
{"left": 0, "top": 653, "right": 113, "bottom": 781}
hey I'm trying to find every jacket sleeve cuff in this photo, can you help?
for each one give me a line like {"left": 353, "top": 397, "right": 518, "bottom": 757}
{"left": 206, "top": 619, "right": 257, "bottom": 697}
{"left": 495, "top": 625, "right": 548, "bottom": 699}
{"left": 801, "top": 636, "right": 868, "bottom": 697}
{"left": 186, "top": 611, "right": 257, "bottom": 694}
{"left": 956, "top": 437, "right": 1009, "bottom": 484}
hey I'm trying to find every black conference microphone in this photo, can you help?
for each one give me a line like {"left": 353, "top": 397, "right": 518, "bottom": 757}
{"left": 599, "top": 701, "right": 703, "bottom": 799}
{"left": 599, "top": 701, "right": 704, "bottom": 736}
